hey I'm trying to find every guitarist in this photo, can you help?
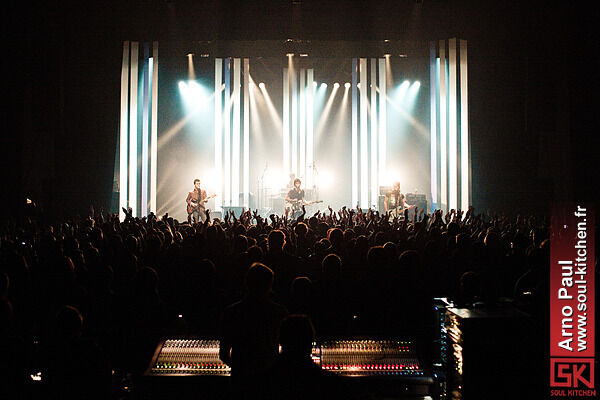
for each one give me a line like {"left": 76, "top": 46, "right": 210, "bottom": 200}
{"left": 285, "top": 178, "right": 305, "bottom": 216}
{"left": 384, "top": 181, "right": 413, "bottom": 217}
{"left": 186, "top": 179, "right": 211, "bottom": 223}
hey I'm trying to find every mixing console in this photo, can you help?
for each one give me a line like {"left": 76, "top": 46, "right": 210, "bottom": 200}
{"left": 316, "top": 340, "right": 425, "bottom": 377}
{"left": 148, "top": 339, "right": 231, "bottom": 376}
{"left": 147, "top": 339, "right": 428, "bottom": 379}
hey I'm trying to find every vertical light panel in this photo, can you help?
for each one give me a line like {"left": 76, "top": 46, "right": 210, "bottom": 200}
{"left": 150, "top": 42, "right": 158, "bottom": 215}
{"left": 448, "top": 38, "right": 458, "bottom": 211}
{"left": 214, "top": 58, "right": 223, "bottom": 212}
{"left": 439, "top": 41, "right": 447, "bottom": 211}
{"left": 370, "top": 58, "right": 378, "bottom": 208}
{"left": 429, "top": 43, "right": 438, "bottom": 211}
{"left": 378, "top": 58, "right": 386, "bottom": 189}
{"left": 232, "top": 58, "right": 241, "bottom": 206}
{"left": 128, "top": 42, "right": 139, "bottom": 217}
{"left": 243, "top": 59, "right": 250, "bottom": 208}
{"left": 224, "top": 59, "right": 231, "bottom": 206}
{"left": 460, "top": 40, "right": 470, "bottom": 210}
{"left": 141, "top": 45, "right": 150, "bottom": 217}
{"left": 306, "top": 69, "right": 314, "bottom": 188}
{"left": 283, "top": 68, "right": 290, "bottom": 177}
{"left": 291, "top": 65, "right": 298, "bottom": 175}
{"left": 351, "top": 59, "right": 358, "bottom": 207}
{"left": 119, "top": 41, "right": 130, "bottom": 221}
{"left": 299, "top": 69, "right": 306, "bottom": 183}
{"left": 359, "top": 58, "right": 368, "bottom": 208}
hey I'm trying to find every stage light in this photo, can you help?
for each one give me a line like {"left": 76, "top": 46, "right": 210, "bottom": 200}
{"left": 357, "top": 82, "right": 360, "bottom": 89}
{"left": 300, "top": 53, "right": 308, "bottom": 57}
{"left": 287, "top": 53, "right": 295, "bottom": 57}
{"left": 187, "top": 53, "right": 195, "bottom": 80}
{"left": 316, "top": 169, "right": 334, "bottom": 190}
{"left": 263, "top": 169, "right": 284, "bottom": 189}
{"left": 178, "top": 81, "right": 187, "bottom": 92}
{"left": 333, "top": 82, "right": 340, "bottom": 88}
{"left": 345, "top": 82, "right": 350, "bottom": 88}
{"left": 397, "top": 80, "right": 410, "bottom": 99}
{"left": 320, "top": 83, "right": 327, "bottom": 89}
{"left": 259, "top": 82, "right": 265, "bottom": 90}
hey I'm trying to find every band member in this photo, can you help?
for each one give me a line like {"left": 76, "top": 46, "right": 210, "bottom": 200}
{"left": 186, "top": 179, "right": 210, "bottom": 223}
{"left": 384, "top": 181, "right": 412, "bottom": 215}
{"left": 286, "top": 173, "right": 296, "bottom": 189}
{"left": 285, "top": 178, "right": 305, "bottom": 213}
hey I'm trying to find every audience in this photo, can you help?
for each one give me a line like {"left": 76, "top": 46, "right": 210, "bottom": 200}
{"left": 0, "top": 205, "right": 553, "bottom": 397}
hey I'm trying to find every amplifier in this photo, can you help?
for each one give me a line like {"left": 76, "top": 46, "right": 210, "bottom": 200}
{"left": 445, "top": 307, "right": 537, "bottom": 400}
{"left": 405, "top": 193, "right": 427, "bottom": 215}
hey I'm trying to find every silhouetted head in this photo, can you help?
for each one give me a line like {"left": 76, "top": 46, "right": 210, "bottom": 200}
{"left": 279, "top": 315, "right": 315, "bottom": 357}
{"left": 56, "top": 305, "right": 83, "bottom": 340}
{"left": 268, "top": 230, "right": 286, "bottom": 253}
{"left": 327, "top": 228, "right": 343, "bottom": 248}
{"left": 295, "top": 222, "right": 308, "bottom": 237}
{"left": 246, "top": 262, "right": 274, "bottom": 297}
{"left": 367, "top": 246, "right": 386, "bottom": 269}
{"left": 322, "top": 253, "right": 342, "bottom": 279}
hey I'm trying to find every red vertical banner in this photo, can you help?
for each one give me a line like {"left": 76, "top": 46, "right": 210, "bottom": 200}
{"left": 550, "top": 203, "right": 595, "bottom": 393}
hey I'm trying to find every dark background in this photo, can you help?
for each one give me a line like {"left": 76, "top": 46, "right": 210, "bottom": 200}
{"left": 2, "top": 0, "right": 599, "bottom": 221}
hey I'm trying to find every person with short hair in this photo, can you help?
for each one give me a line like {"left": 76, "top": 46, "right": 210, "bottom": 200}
{"left": 219, "top": 263, "right": 288, "bottom": 397}
{"left": 186, "top": 179, "right": 213, "bottom": 223}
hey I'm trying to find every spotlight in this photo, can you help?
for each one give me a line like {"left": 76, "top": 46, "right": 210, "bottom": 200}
{"left": 333, "top": 82, "right": 340, "bottom": 88}
{"left": 299, "top": 53, "right": 308, "bottom": 57}
{"left": 344, "top": 82, "right": 351, "bottom": 89}
{"left": 259, "top": 82, "right": 266, "bottom": 90}
{"left": 357, "top": 83, "right": 361, "bottom": 89}
{"left": 286, "top": 53, "right": 295, "bottom": 57}
{"left": 320, "top": 83, "right": 327, "bottom": 89}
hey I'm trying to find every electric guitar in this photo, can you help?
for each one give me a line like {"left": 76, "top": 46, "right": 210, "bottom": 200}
{"left": 286, "top": 199, "right": 323, "bottom": 213}
{"left": 388, "top": 204, "right": 416, "bottom": 217}
{"left": 187, "top": 194, "right": 216, "bottom": 215}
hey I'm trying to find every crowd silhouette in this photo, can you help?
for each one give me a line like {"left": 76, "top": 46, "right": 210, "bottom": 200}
{"left": 0, "top": 204, "right": 553, "bottom": 398}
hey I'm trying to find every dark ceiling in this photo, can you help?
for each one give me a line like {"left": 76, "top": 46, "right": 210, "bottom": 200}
{"left": 2, "top": 0, "right": 599, "bottom": 220}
